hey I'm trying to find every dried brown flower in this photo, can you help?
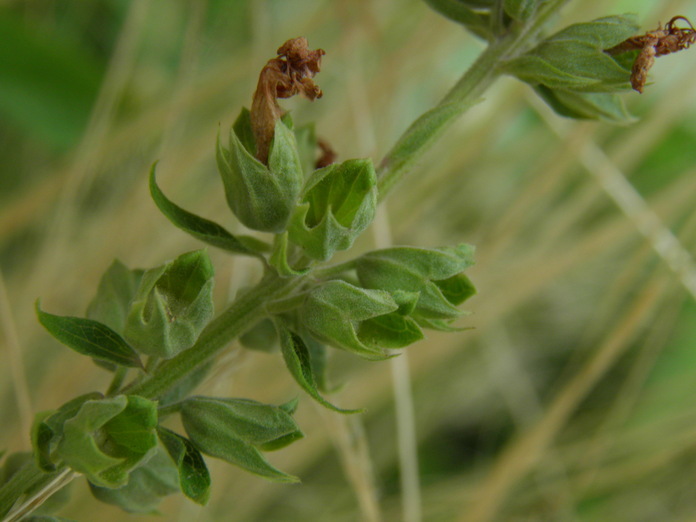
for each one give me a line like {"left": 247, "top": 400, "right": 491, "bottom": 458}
{"left": 251, "top": 37, "right": 325, "bottom": 164}
{"left": 605, "top": 16, "right": 696, "bottom": 93}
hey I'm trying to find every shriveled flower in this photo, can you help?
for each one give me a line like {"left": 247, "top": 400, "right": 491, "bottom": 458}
{"left": 605, "top": 16, "right": 696, "bottom": 93}
{"left": 251, "top": 37, "right": 325, "bottom": 164}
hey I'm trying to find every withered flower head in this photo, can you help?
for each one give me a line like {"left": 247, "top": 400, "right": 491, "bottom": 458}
{"left": 605, "top": 15, "right": 696, "bottom": 93}
{"left": 251, "top": 37, "right": 325, "bottom": 164}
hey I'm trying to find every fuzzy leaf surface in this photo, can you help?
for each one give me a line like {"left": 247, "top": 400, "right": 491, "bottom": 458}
{"left": 276, "top": 323, "right": 361, "bottom": 413}
{"left": 289, "top": 159, "right": 377, "bottom": 261}
{"left": 157, "top": 427, "right": 211, "bottom": 505}
{"left": 124, "top": 250, "right": 214, "bottom": 359}
{"left": 299, "top": 280, "right": 400, "bottom": 360}
{"left": 218, "top": 109, "right": 302, "bottom": 233}
{"left": 181, "top": 396, "right": 302, "bottom": 483}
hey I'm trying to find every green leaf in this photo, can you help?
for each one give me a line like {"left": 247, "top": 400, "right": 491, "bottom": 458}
{"left": 289, "top": 159, "right": 377, "bottom": 261}
{"left": 276, "top": 323, "right": 362, "bottom": 414}
{"left": 503, "top": 15, "right": 640, "bottom": 93}
{"left": 533, "top": 85, "right": 636, "bottom": 123}
{"left": 86, "top": 260, "right": 144, "bottom": 334}
{"left": 36, "top": 303, "right": 143, "bottom": 369}
{"left": 124, "top": 250, "right": 214, "bottom": 359}
{"left": 299, "top": 280, "right": 400, "bottom": 360}
{"left": 149, "top": 164, "right": 268, "bottom": 258}
{"left": 88, "top": 447, "right": 179, "bottom": 514}
{"left": 181, "top": 397, "right": 302, "bottom": 447}
{"left": 157, "top": 427, "right": 211, "bottom": 505}
{"left": 181, "top": 396, "right": 301, "bottom": 483}
{"left": 358, "top": 313, "right": 424, "bottom": 350}
{"left": 421, "top": 0, "right": 491, "bottom": 39}
{"left": 218, "top": 110, "right": 303, "bottom": 233}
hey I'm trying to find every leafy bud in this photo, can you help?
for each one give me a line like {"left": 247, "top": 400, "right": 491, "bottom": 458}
{"left": 124, "top": 250, "right": 214, "bottom": 359}
{"left": 217, "top": 108, "right": 304, "bottom": 233}
{"left": 288, "top": 159, "right": 377, "bottom": 261}
{"left": 356, "top": 244, "right": 476, "bottom": 330}
{"left": 299, "top": 280, "right": 423, "bottom": 360}
{"left": 54, "top": 395, "right": 158, "bottom": 489}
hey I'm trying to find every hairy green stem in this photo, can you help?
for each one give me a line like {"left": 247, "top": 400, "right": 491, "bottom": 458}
{"left": 124, "top": 271, "right": 302, "bottom": 399}
{"left": 376, "top": 0, "right": 570, "bottom": 198}
{"left": 106, "top": 367, "right": 128, "bottom": 396}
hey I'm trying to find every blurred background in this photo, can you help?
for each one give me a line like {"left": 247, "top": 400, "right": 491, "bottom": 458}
{"left": 1, "top": 0, "right": 696, "bottom": 520}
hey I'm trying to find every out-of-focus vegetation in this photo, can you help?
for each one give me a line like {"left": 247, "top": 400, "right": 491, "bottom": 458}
{"left": 1, "top": 1, "right": 696, "bottom": 520}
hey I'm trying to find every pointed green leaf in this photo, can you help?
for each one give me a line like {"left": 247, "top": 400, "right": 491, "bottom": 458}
{"left": 149, "top": 164, "right": 268, "bottom": 258}
{"left": 181, "top": 397, "right": 302, "bottom": 447}
{"left": 157, "top": 427, "right": 211, "bottom": 505}
{"left": 36, "top": 302, "right": 143, "bottom": 369}
{"left": 181, "top": 396, "right": 301, "bottom": 483}
{"left": 276, "top": 323, "right": 362, "bottom": 414}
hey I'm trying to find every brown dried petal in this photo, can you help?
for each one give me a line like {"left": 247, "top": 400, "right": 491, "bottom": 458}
{"left": 604, "top": 16, "right": 696, "bottom": 93}
{"left": 251, "top": 37, "right": 325, "bottom": 164}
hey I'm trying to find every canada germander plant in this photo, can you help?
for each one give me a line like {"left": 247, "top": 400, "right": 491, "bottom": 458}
{"left": 1, "top": 2, "right": 689, "bottom": 519}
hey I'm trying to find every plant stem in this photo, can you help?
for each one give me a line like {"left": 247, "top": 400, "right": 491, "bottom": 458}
{"left": 1, "top": 1, "right": 573, "bottom": 515}
{"left": 106, "top": 367, "right": 128, "bottom": 396}
{"left": 377, "top": 0, "right": 571, "bottom": 198}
